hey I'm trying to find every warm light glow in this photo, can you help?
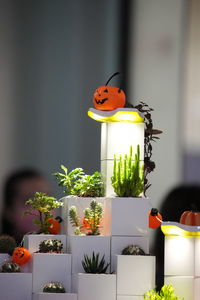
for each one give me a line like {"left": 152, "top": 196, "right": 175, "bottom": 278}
{"left": 88, "top": 108, "right": 144, "bottom": 123}
{"left": 161, "top": 221, "right": 200, "bottom": 237}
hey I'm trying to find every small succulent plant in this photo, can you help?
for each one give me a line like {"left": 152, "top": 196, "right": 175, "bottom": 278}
{"left": 0, "top": 235, "right": 17, "bottom": 255}
{"left": 43, "top": 282, "right": 66, "bottom": 293}
{"left": 121, "top": 245, "right": 146, "bottom": 255}
{"left": 0, "top": 262, "right": 21, "bottom": 273}
{"left": 144, "top": 284, "right": 182, "bottom": 300}
{"left": 38, "top": 239, "right": 63, "bottom": 253}
{"left": 82, "top": 252, "right": 110, "bottom": 274}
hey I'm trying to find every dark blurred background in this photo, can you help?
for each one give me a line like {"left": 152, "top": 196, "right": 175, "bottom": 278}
{"left": 0, "top": 0, "right": 200, "bottom": 243}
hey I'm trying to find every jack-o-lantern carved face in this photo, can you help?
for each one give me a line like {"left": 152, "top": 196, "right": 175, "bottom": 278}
{"left": 93, "top": 72, "right": 126, "bottom": 111}
{"left": 12, "top": 247, "right": 31, "bottom": 265}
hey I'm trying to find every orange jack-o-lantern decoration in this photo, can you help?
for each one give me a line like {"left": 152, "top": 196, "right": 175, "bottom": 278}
{"left": 180, "top": 211, "right": 200, "bottom": 226}
{"left": 47, "top": 217, "right": 61, "bottom": 234}
{"left": 149, "top": 208, "right": 162, "bottom": 229}
{"left": 12, "top": 247, "right": 31, "bottom": 265}
{"left": 93, "top": 72, "right": 126, "bottom": 111}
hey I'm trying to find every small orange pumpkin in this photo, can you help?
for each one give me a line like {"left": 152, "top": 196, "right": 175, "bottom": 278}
{"left": 149, "top": 208, "right": 162, "bottom": 229}
{"left": 47, "top": 218, "right": 61, "bottom": 234}
{"left": 180, "top": 211, "right": 200, "bottom": 226}
{"left": 12, "top": 247, "right": 31, "bottom": 265}
{"left": 93, "top": 72, "right": 126, "bottom": 111}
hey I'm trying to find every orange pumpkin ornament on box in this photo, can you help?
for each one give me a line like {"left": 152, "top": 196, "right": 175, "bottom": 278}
{"left": 180, "top": 210, "right": 200, "bottom": 226}
{"left": 93, "top": 72, "right": 126, "bottom": 111}
{"left": 149, "top": 208, "right": 162, "bottom": 229}
{"left": 47, "top": 217, "right": 61, "bottom": 234}
{"left": 12, "top": 247, "right": 31, "bottom": 265}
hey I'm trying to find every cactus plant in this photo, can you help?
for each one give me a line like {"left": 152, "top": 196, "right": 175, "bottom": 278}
{"left": 82, "top": 252, "right": 110, "bottom": 273}
{"left": 69, "top": 206, "right": 83, "bottom": 235}
{"left": 0, "top": 262, "right": 21, "bottom": 273}
{"left": 54, "top": 165, "right": 104, "bottom": 197}
{"left": 111, "top": 145, "right": 144, "bottom": 197}
{"left": 43, "top": 282, "right": 66, "bottom": 293}
{"left": 121, "top": 245, "right": 146, "bottom": 255}
{"left": 38, "top": 239, "right": 63, "bottom": 253}
{"left": 0, "top": 235, "right": 17, "bottom": 255}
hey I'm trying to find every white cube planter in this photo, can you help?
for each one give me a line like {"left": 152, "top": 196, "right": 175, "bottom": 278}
{"left": 164, "top": 236, "right": 194, "bottom": 276}
{"left": 68, "top": 235, "right": 110, "bottom": 274}
{"left": 0, "top": 273, "right": 32, "bottom": 300}
{"left": 117, "top": 255, "right": 155, "bottom": 296}
{"left": 78, "top": 273, "right": 116, "bottom": 300}
{"left": 165, "top": 276, "right": 194, "bottom": 300}
{"left": 117, "top": 296, "right": 143, "bottom": 300}
{"left": 23, "top": 234, "right": 67, "bottom": 253}
{"left": 0, "top": 253, "right": 10, "bottom": 265}
{"left": 111, "top": 236, "right": 149, "bottom": 272}
{"left": 62, "top": 197, "right": 107, "bottom": 235}
{"left": 33, "top": 292, "right": 77, "bottom": 300}
{"left": 194, "top": 277, "right": 200, "bottom": 300}
{"left": 104, "top": 197, "right": 151, "bottom": 236}
{"left": 32, "top": 253, "right": 71, "bottom": 293}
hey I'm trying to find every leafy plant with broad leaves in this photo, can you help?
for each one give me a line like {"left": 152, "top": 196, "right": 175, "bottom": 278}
{"left": 144, "top": 284, "right": 184, "bottom": 300}
{"left": 111, "top": 145, "right": 144, "bottom": 197}
{"left": 24, "top": 192, "right": 63, "bottom": 234}
{"left": 53, "top": 165, "right": 104, "bottom": 197}
{"left": 82, "top": 251, "right": 110, "bottom": 274}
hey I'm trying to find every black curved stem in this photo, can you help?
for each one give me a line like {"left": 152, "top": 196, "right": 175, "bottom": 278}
{"left": 105, "top": 72, "right": 121, "bottom": 86}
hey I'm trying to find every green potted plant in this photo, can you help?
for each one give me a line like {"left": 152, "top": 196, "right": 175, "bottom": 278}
{"left": 69, "top": 199, "right": 103, "bottom": 235}
{"left": 144, "top": 284, "right": 183, "bottom": 300}
{"left": 43, "top": 281, "right": 66, "bottom": 293}
{"left": 38, "top": 239, "right": 63, "bottom": 254}
{"left": 77, "top": 251, "right": 116, "bottom": 300}
{"left": 0, "top": 262, "right": 21, "bottom": 273}
{"left": 0, "top": 235, "right": 17, "bottom": 265}
{"left": 111, "top": 145, "right": 144, "bottom": 197}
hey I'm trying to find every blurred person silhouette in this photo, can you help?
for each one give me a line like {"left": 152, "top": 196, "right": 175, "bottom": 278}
{"left": 152, "top": 184, "right": 200, "bottom": 290}
{"left": 1, "top": 169, "right": 51, "bottom": 243}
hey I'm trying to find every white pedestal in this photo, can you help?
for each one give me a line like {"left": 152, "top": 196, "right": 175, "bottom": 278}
{"left": 78, "top": 273, "right": 116, "bottom": 300}
{"left": 111, "top": 236, "right": 149, "bottom": 272}
{"left": 117, "top": 255, "right": 155, "bottom": 296}
{"left": 62, "top": 197, "right": 107, "bottom": 235}
{"left": 101, "top": 122, "right": 144, "bottom": 197}
{"left": 195, "top": 237, "right": 200, "bottom": 276}
{"left": 0, "top": 253, "right": 10, "bottom": 265}
{"left": 32, "top": 253, "right": 71, "bottom": 293}
{"left": 104, "top": 197, "right": 151, "bottom": 236}
{"left": 164, "top": 276, "right": 194, "bottom": 300}
{"left": 164, "top": 236, "right": 194, "bottom": 276}
{"left": 33, "top": 293, "right": 77, "bottom": 300}
{"left": 0, "top": 273, "right": 32, "bottom": 300}
{"left": 23, "top": 234, "right": 67, "bottom": 253}
{"left": 68, "top": 235, "right": 110, "bottom": 274}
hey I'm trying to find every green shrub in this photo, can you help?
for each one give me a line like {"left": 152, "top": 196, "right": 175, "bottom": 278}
{"left": 144, "top": 284, "right": 184, "bottom": 300}
{"left": 38, "top": 239, "right": 63, "bottom": 253}
{"left": 82, "top": 252, "right": 110, "bottom": 274}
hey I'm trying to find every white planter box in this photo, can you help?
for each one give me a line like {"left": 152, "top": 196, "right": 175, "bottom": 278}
{"left": 33, "top": 292, "right": 77, "bottom": 300}
{"left": 61, "top": 197, "right": 107, "bottom": 235}
{"left": 32, "top": 253, "right": 71, "bottom": 293}
{"left": 68, "top": 235, "right": 110, "bottom": 274}
{"left": 164, "top": 236, "right": 194, "bottom": 276}
{"left": 195, "top": 237, "right": 200, "bottom": 276}
{"left": 195, "top": 277, "right": 200, "bottom": 300}
{"left": 104, "top": 197, "right": 151, "bottom": 236}
{"left": 117, "top": 296, "right": 143, "bottom": 300}
{"left": 71, "top": 274, "right": 78, "bottom": 293}
{"left": 117, "top": 255, "right": 155, "bottom": 295}
{"left": 165, "top": 276, "right": 194, "bottom": 300}
{"left": 0, "top": 253, "right": 10, "bottom": 265}
{"left": 23, "top": 234, "right": 67, "bottom": 253}
{"left": 111, "top": 236, "right": 149, "bottom": 273}
{"left": 0, "top": 273, "right": 32, "bottom": 300}
{"left": 78, "top": 273, "right": 116, "bottom": 300}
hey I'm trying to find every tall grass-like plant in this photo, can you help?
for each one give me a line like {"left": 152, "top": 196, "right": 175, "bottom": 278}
{"left": 111, "top": 145, "right": 144, "bottom": 197}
